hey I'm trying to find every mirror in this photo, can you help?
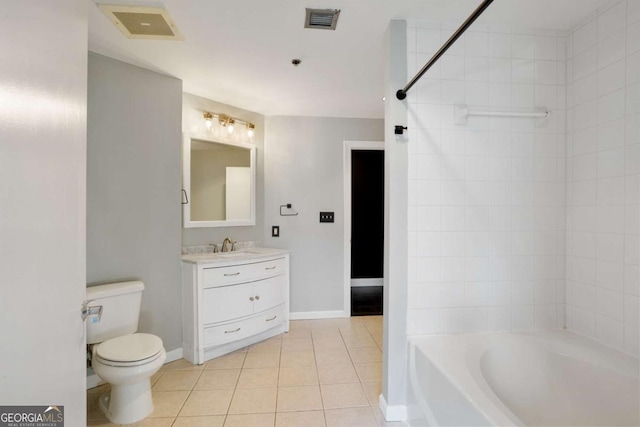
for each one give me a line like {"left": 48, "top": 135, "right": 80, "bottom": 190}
{"left": 182, "top": 133, "right": 256, "bottom": 228}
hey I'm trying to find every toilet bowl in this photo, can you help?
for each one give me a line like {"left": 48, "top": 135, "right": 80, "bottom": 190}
{"left": 92, "top": 333, "right": 166, "bottom": 424}
{"left": 86, "top": 281, "right": 166, "bottom": 425}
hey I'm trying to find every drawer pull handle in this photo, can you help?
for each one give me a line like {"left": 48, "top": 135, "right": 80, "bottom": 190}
{"left": 266, "top": 315, "right": 277, "bottom": 322}
{"left": 224, "top": 328, "right": 241, "bottom": 334}
{"left": 255, "top": 295, "right": 260, "bottom": 300}
{"left": 265, "top": 266, "right": 276, "bottom": 270}
{"left": 249, "top": 297, "right": 255, "bottom": 301}
{"left": 224, "top": 272, "right": 240, "bottom": 277}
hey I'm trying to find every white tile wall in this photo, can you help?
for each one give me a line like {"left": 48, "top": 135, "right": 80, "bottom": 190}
{"left": 566, "top": 0, "right": 639, "bottom": 356}
{"left": 406, "top": 22, "right": 567, "bottom": 335}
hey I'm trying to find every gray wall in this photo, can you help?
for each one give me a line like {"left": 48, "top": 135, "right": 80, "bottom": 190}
{"left": 182, "top": 93, "right": 265, "bottom": 246}
{"left": 264, "top": 116, "right": 384, "bottom": 314}
{"left": 87, "top": 53, "right": 183, "bottom": 351}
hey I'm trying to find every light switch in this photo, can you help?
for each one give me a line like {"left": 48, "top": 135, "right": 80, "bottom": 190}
{"left": 272, "top": 225, "right": 280, "bottom": 237}
{"left": 320, "top": 212, "right": 335, "bottom": 223}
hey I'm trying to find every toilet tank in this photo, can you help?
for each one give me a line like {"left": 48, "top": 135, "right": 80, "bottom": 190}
{"left": 86, "top": 280, "right": 144, "bottom": 344}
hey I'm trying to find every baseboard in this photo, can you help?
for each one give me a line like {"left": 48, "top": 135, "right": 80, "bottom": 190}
{"left": 289, "top": 310, "right": 347, "bottom": 320}
{"left": 379, "top": 394, "right": 407, "bottom": 422}
{"left": 87, "top": 347, "right": 184, "bottom": 390}
{"left": 351, "top": 278, "right": 384, "bottom": 287}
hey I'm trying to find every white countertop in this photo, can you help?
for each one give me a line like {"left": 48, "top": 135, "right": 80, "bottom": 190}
{"left": 181, "top": 247, "right": 289, "bottom": 265}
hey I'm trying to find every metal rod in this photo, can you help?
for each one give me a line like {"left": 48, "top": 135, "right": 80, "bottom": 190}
{"left": 467, "top": 109, "right": 550, "bottom": 118}
{"left": 396, "top": 0, "right": 495, "bottom": 100}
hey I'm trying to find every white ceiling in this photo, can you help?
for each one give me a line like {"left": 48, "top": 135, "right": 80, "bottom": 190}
{"left": 88, "top": 0, "right": 607, "bottom": 119}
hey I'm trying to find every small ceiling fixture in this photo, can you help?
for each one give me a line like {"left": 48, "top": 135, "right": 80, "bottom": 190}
{"left": 291, "top": 58, "right": 301, "bottom": 67}
{"left": 203, "top": 112, "right": 255, "bottom": 139}
{"left": 304, "top": 8, "right": 341, "bottom": 30}
{"left": 98, "top": 4, "right": 184, "bottom": 40}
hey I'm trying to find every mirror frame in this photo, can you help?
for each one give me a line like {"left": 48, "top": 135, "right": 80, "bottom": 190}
{"left": 182, "top": 132, "right": 257, "bottom": 228}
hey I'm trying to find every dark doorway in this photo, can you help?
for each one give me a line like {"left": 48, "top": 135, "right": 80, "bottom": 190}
{"left": 350, "top": 150, "right": 384, "bottom": 316}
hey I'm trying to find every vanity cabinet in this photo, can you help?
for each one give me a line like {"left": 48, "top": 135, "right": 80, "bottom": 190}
{"left": 181, "top": 249, "right": 289, "bottom": 364}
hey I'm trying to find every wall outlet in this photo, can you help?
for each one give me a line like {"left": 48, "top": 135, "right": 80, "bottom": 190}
{"left": 272, "top": 225, "right": 280, "bottom": 237}
{"left": 319, "top": 212, "right": 335, "bottom": 223}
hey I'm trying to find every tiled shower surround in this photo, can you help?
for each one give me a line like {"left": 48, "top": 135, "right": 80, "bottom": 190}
{"left": 406, "top": 0, "right": 639, "bottom": 356}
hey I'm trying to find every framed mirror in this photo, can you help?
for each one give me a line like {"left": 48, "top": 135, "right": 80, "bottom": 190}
{"left": 182, "top": 133, "right": 256, "bottom": 228}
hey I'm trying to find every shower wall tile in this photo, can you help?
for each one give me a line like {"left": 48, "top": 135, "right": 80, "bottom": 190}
{"left": 406, "top": 22, "right": 567, "bottom": 336}
{"left": 566, "top": 1, "right": 640, "bottom": 356}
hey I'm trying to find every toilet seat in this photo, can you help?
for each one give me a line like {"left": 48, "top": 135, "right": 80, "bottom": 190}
{"left": 95, "top": 333, "right": 163, "bottom": 367}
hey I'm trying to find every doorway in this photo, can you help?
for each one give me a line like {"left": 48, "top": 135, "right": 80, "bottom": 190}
{"left": 343, "top": 141, "right": 384, "bottom": 316}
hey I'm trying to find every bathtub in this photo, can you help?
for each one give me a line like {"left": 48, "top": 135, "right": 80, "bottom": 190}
{"left": 408, "top": 330, "right": 639, "bottom": 426}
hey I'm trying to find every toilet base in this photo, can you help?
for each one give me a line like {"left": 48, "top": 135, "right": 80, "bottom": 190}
{"left": 98, "top": 379, "right": 154, "bottom": 425}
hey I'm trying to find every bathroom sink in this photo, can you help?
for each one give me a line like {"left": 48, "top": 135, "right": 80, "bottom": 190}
{"left": 212, "top": 249, "right": 263, "bottom": 258}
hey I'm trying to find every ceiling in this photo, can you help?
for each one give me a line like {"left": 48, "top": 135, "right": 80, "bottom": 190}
{"left": 88, "top": 0, "right": 608, "bottom": 119}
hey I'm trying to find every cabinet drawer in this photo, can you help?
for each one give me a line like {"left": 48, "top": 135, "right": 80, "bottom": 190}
{"left": 202, "top": 257, "right": 286, "bottom": 287}
{"left": 203, "top": 304, "right": 284, "bottom": 348}
{"left": 203, "top": 317, "right": 256, "bottom": 347}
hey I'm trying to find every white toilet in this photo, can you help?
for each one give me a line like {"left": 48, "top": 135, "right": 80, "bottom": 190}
{"left": 86, "top": 280, "right": 166, "bottom": 425}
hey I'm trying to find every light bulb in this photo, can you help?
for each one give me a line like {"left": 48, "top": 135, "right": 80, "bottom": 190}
{"left": 204, "top": 119, "right": 212, "bottom": 130}
{"left": 246, "top": 123, "right": 255, "bottom": 139}
{"left": 203, "top": 112, "right": 213, "bottom": 130}
{"left": 227, "top": 118, "right": 235, "bottom": 134}
{"left": 247, "top": 128, "right": 254, "bottom": 138}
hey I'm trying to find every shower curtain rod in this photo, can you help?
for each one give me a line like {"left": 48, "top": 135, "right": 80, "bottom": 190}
{"left": 396, "top": 0, "right": 495, "bottom": 100}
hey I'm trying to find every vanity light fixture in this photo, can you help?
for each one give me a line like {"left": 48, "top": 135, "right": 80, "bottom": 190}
{"left": 202, "top": 111, "right": 256, "bottom": 139}
{"left": 203, "top": 112, "right": 213, "bottom": 130}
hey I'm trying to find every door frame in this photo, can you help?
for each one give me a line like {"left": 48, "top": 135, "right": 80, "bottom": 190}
{"left": 343, "top": 140, "right": 385, "bottom": 316}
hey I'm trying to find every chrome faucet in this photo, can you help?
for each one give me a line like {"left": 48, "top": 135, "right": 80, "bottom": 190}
{"left": 222, "top": 237, "right": 235, "bottom": 252}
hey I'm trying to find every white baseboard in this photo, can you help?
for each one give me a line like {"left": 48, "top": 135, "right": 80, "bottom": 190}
{"left": 351, "top": 278, "right": 384, "bottom": 287}
{"left": 289, "top": 310, "right": 347, "bottom": 320}
{"left": 87, "top": 347, "right": 184, "bottom": 390}
{"left": 379, "top": 394, "right": 407, "bottom": 422}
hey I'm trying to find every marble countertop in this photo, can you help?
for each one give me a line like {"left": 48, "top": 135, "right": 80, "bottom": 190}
{"left": 181, "top": 247, "right": 289, "bottom": 265}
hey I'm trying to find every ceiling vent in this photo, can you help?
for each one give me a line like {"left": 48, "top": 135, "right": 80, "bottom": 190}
{"left": 304, "top": 8, "right": 341, "bottom": 30}
{"left": 98, "top": 4, "right": 184, "bottom": 40}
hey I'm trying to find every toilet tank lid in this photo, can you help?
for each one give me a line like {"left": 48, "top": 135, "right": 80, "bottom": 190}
{"left": 86, "top": 280, "right": 144, "bottom": 299}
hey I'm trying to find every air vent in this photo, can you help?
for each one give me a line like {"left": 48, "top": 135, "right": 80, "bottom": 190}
{"left": 98, "top": 4, "right": 184, "bottom": 40}
{"left": 304, "top": 8, "right": 340, "bottom": 30}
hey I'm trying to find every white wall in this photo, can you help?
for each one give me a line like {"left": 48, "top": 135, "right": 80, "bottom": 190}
{"left": 0, "top": 1, "right": 87, "bottom": 422}
{"left": 182, "top": 93, "right": 265, "bottom": 246}
{"left": 87, "top": 53, "right": 183, "bottom": 351}
{"left": 264, "top": 116, "right": 384, "bottom": 315}
{"left": 565, "top": 0, "right": 640, "bottom": 356}
{"left": 406, "top": 21, "right": 568, "bottom": 334}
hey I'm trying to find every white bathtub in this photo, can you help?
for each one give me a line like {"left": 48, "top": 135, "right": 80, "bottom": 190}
{"left": 408, "top": 330, "right": 639, "bottom": 426}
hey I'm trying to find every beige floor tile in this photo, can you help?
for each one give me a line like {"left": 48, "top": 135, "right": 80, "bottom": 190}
{"left": 276, "top": 385, "right": 323, "bottom": 412}
{"left": 194, "top": 369, "right": 241, "bottom": 390}
{"left": 281, "top": 337, "right": 313, "bottom": 352}
{"left": 324, "top": 407, "right": 377, "bottom": 427}
{"left": 149, "top": 391, "right": 190, "bottom": 418}
{"left": 151, "top": 371, "right": 163, "bottom": 387}
{"left": 342, "top": 334, "right": 377, "bottom": 349}
{"left": 354, "top": 362, "right": 382, "bottom": 382}
{"left": 224, "top": 413, "right": 275, "bottom": 427}
{"left": 243, "top": 351, "right": 280, "bottom": 368}
{"left": 237, "top": 367, "right": 279, "bottom": 388}
{"left": 278, "top": 366, "right": 319, "bottom": 386}
{"left": 338, "top": 324, "right": 369, "bottom": 336}
{"left": 152, "top": 370, "right": 202, "bottom": 391}
{"left": 179, "top": 389, "right": 234, "bottom": 416}
{"left": 317, "top": 363, "right": 359, "bottom": 384}
{"left": 283, "top": 328, "right": 312, "bottom": 339}
{"left": 87, "top": 392, "right": 107, "bottom": 421}
{"left": 248, "top": 336, "right": 282, "bottom": 353}
{"left": 275, "top": 410, "right": 326, "bottom": 427}
{"left": 314, "top": 347, "right": 351, "bottom": 366}
{"left": 347, "top": 347, "right": 383, "bottom": 364}
{"left": 361, "top": 381, "right": 382, "bottom": 405}
{"left": 172, "top": 416, "right": 226, "bottom": 427}
{"left": 279, "top": 350, "right": 316, "bottom": 368}
{"left": 312, "top": 335, "right": 346, "bottom": 350}
{"left": 206, "top": 352, "right": 246, "bottom": 370}
{"left": 228, "top": 387, "right": 277, "bottom": 414}
{"left": 320, "top": 383, "right": 369, "bottom": 409}
{"left": 126, "top": 417, "right": 175, "bottom": 427}
{"left": 289, "top": 319, "right": 311, "bottom": 330}
{"left": 164, "top": 359, "right": 205, "bottom": 371}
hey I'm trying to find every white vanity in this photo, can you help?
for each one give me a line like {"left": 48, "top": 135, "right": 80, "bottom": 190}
{"left": 181, "top": 247, "right": 289, "bottom": 364}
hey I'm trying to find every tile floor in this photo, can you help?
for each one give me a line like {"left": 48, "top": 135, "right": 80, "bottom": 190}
{"left": 88, "top": 316, "right": 408, "bottom": 427}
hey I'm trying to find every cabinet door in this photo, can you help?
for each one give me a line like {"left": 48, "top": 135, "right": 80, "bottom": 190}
{"left": 203, "top": 284, "right": 253, "bottom": 324}
{"left": 251, "top": 275, "right": 284, "bottom": 313}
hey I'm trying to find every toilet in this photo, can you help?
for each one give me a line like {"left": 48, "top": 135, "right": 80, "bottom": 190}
{"left": 86, "top": 281, "right": 166, "bottom": 425}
